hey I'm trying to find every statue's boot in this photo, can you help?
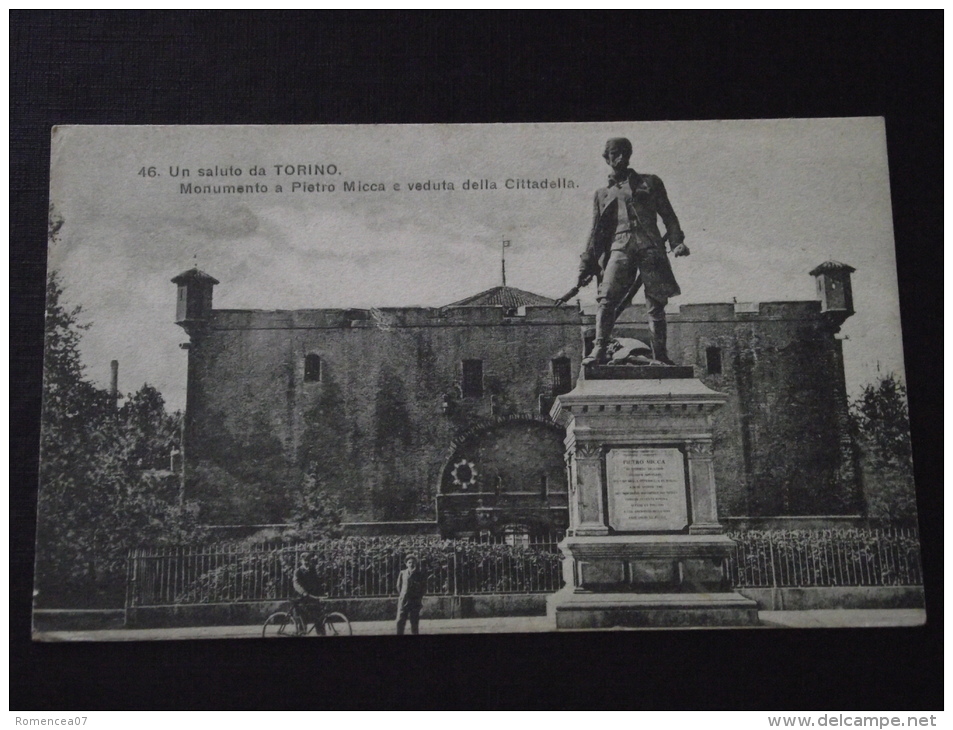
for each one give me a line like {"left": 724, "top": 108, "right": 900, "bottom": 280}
{"left": 582, "top": 339, "right": 609, "bottom": 365}
{"left": 650, "top": 318, "right": 675, "bottom": 365}
{"left": 582, "top": 302, "right": 614, "bottom": 365}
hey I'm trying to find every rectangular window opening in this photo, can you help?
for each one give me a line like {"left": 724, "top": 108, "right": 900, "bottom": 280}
{"left": 305, "top": 353, "right": 322, "bottom": 382}
{"left": 462, "top": 359, "right": 483, "bottom": 398}
{"left": 706, "top": 346, "right": 723, "bottom": 375}
{"left": 552, "top": 357, "right": 572, "bottom": 395}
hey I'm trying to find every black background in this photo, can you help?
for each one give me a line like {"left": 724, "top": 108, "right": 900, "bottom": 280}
{"left": 11, "top": 11, "right": 943, "bottom": 710}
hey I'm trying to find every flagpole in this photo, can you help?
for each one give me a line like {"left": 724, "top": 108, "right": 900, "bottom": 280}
{"left": 501, "top": 237, "right": 510, "bottom": 287}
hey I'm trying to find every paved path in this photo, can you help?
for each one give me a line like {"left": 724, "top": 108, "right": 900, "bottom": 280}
{"left": 759, "top": 608, "right": 926, "bottom": 629}
{"left": 34, "top": 609, "right": 925, "bottom": 642}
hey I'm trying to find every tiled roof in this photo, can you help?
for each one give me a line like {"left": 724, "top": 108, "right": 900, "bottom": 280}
{"left": 445, "top": 286, "right": 556, "bottom": 308}
{"left": 809, "top": 261, "right": 856, "bottom": 276}
{"left": 171, "top": 267, "right": 220, "bottom": 285}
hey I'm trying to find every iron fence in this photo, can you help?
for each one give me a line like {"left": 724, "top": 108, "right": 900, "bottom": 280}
{"left": 726, "top": 527, "right": 922, "bottom": 588}
{"left": 128, "top": 532, "right": 564, "bottom": 607}
{"left": 127, "top": 527, "right": 923, "bottom": 608}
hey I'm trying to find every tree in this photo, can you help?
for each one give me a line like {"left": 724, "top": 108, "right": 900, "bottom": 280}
{"left": 285, "top": 470, "right": 344, "bottom": 541}
{"left": 851, "top": 374, "right": 918, "bottom": 524}
{"left": 36, "top": 272, "right": 206, "bottom": 607}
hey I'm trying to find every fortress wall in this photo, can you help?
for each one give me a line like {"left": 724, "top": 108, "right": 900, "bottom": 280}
{"left": 185, "top": 300, "right": 858, "bottom": 525}
{"left": 186, "top": 307, "right": 585, "bottom": 525}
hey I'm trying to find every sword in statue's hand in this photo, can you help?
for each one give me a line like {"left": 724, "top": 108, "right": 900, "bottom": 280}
{"left": 555, "top": 233, "right": 687, "bottom": 309}
{"left": 554, "top": 274, "right": 593, "bottom": 307}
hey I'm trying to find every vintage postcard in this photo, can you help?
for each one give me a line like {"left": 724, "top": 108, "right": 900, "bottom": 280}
{"left": 35, "top": 120, "right": 923, "bottom": 640}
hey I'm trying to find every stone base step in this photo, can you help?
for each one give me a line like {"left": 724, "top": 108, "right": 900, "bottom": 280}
{"left": 548, "top": 589, "right": 760, "bottom": 629}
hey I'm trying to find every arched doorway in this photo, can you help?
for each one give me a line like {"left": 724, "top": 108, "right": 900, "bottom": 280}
{"left": 436, "top": 417, "right": 568, "bottom": 537}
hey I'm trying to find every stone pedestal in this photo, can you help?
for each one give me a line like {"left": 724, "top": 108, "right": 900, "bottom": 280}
{"left": 547, "top": 365, "right": 759, "bottom": 628}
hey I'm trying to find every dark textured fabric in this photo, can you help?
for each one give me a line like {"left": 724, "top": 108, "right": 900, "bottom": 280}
{"left": 292, "top": 565, "right": 321, "bottom": 598}
{"left": 581, "top": 170, "right": 684, "bottom": 300}
{"left": 396, "top": 567, "right": 427, "bottom": 609}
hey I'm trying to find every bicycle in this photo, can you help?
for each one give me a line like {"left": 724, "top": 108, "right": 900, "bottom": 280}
{"left": 262, "top": 598, "right": 352, "bottom": 638}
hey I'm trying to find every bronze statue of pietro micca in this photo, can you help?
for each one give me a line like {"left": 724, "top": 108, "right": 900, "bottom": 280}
{"left": 557, "top": 138, "right": 689, "bottom": 365}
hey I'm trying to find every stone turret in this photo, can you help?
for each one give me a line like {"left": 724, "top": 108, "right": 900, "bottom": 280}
{"left": 171, "top": 267, "right": 219, "bottom": 337}
{"left": 810, "top": 261, "right": 855, "bottom": 330}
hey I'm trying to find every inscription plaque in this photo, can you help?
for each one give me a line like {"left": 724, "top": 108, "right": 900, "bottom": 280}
{"left": 606, "top": 447, "right": 689, "bottom": 531}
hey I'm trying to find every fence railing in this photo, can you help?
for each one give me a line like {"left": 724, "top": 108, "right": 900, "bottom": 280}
{"left": 726, "top": 527, "right": 922, "bottom": 588}
{"left": 128, "top": 532, "right": 564, "bottom": 607}
{"left": 127, "top": 527, "right": 923, "bottom": 608}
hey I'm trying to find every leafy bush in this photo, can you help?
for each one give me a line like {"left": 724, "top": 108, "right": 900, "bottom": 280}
{"left": 142, "top": 535, "right": 564, "bottom": 605}
{"left": 728, "top": 529, "right": 923, "bottom": 587}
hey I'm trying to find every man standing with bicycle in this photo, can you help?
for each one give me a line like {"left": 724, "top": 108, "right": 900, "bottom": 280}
{"left": 395, "top": 554, "right": 426, "bottom": 635}
{"left": 262, "top": 552, "right": 352, "bottom": 637}
{"left": 293, "top": 552, "right": 323, "bottom": 627}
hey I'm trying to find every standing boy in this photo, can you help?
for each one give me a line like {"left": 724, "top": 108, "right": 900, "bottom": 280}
{"left": 395, "top": 554, "right": 426, "bottom": 635}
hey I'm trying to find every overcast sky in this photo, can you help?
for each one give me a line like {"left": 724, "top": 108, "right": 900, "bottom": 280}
{"left": 49, "top": 119, "right": 905, "bottom": 412}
